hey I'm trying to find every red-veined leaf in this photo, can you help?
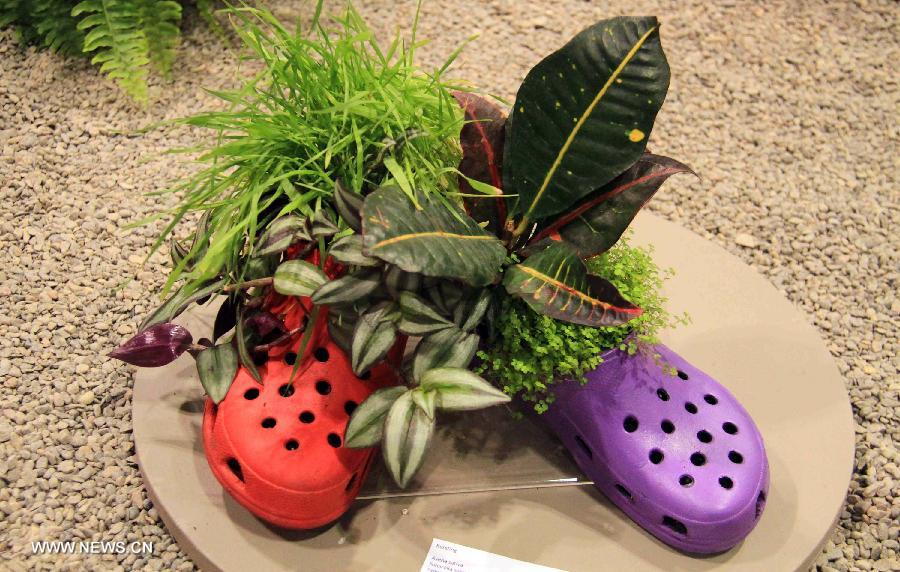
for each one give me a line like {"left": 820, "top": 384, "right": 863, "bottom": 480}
{"left": 504, "top": 241, "right": 641, "bottom": 327}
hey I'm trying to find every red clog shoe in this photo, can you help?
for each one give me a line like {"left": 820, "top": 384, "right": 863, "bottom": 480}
{"left": 202, "top": 254, "right": 403, "bottom": 529}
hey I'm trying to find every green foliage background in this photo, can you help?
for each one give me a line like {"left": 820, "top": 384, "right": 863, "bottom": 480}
{"left": 478, "top": 235, "right": 688, "bottom": 413}
{"left": 1, "top": 0, "right": 191, "bottom": 102}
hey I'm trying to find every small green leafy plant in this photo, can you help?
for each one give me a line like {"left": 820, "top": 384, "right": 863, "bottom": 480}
{"left": 478, "top": 237, "right": 689, "bottom": 413}
{"left": 110, "top": 8, "right": 696, "bottom": 490}
{"left": 1, "top": 0, "right": 208, "bottom": 102}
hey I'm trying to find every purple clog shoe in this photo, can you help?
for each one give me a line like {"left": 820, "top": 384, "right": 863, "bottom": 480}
{"left": 543, "top": 345, "right": 769, "bottom": 554}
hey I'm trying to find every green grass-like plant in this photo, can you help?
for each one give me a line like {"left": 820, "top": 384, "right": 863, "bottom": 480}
{"left": 150, "top": 4, "right": 467, "bottom": 295}
{"left": 477, "top": 235, "right": 689, "bottom": 413}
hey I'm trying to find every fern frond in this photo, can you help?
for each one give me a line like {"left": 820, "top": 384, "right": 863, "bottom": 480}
{"left": 136, "top": 0, "right": 181, "bottom": 77}
{"left": 32, "top": 0, "right": 86, "bottom": 56}
{"left": 73, "top": 0, "right": 149, "bottom": 102}
{"left": 0, "top": 0, "right": 41, "bottom": 44}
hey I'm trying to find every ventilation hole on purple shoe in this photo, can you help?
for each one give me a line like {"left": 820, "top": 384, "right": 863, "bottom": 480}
{"left": 704, "top": 394, "right": 718, "bottom": 405}
{"left": 656, "top": 388, "right": 670, "bottom": 401}
{"left": 623, "top": 416, "right": 639, "bottom": 433}
{"left": 244, "top": 388, "right": 259, "bottom": 400}
{"left": 679, "top": 474, "right": 694, "bottom": 487}
{"left": 719, "top": 476, "right": 734, "bottom": 489}
{"left": 299, "top": 411, "right": 315, "bottom": 424}
{"left": 677, "top": 370, "right": 689, "bottom": 381}
{"left": 314, "top": 347, "right": 329, "bottom": 362}
{"left": 661, "top": 420, "right": 675, "bottom": 434}
{"left": 316, "top": 380, "right": 332, "bottom": 395}
{"left": 344, "top": 400, "right": 358, "bottom": 416}
{"left": 345, "top": 473, "right": 358, "bottom": 492}
{"left": 573, "top": 435, "right": 593, "bottom": 459}
{"left": 662, "top": 516, "right": 688, "bottom": 535}
{"left": 284, "top": 352, "right": 297, "bottom": 365}
{"left": 685, "top": 402, "right": 698, "bottom": 414}
{"left": 649, "top": 449, "right": 664, "bottom": 464}
{"left": 261, "top": 417, "right": 276, "bottom": 429}
{"left": 226, "top": 458, "right": 244, "bottom": 483}
{"left": 690, "top": 452, "right": 706, "bottom": 466}
{"left": 327, "top": 433, "right": 342, "bottom": 448}
{"left": 723, "top": 422, "right": 739, "bottom": 435}
{"left": 755, "top": 491, "right": 767, "bottom": 519}
{"left": 278, "top": 384, "right": 295, "bottom": 397}
{"left": 697, "top": 430, "right": 713, "bottom": 443}
{"left": 285, "top": 439, "right": 299, "bottom": 451}
{"left": 359, "top": 370, "right": 372, "bottom": 380}
{"left": 729, "top": 450, "right": 744, "bottom": 464}
{"left": 614, "top": 484, "right": 633, "bottom": 500}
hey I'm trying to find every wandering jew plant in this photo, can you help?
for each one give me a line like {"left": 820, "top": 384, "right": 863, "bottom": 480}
{"left": 110, "top": 8, "right": 693, "bottom": 488}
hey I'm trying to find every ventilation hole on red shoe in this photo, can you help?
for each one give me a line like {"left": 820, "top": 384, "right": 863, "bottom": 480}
{"left": 661, "top": 419, "right": 675, "bottom": 434}
{"left": 719, "top": 476, "right": 734, "bottom": 489}
{"left": 677, "top": 370, "right": 689, "bottom": 381}
{"left": 345, "top": 473, "right": 358, "bottom": 492}
{"left": 697, "top": 430, "right": 713, "bottom": 443}
{"left": 299, "top": 411, "right": 315, "bottom": 424}
{"left": 243, "top": 388, "right": 259, "bottom": 400}
{"left": 314, "top": 347, "right": 329, "bottom": 362}
{"left": 649, "top": 449, "right": 664, "bottom": 464}
{"left": 656, "top": 388, "right": 670, "bottom": 401}
{"left": 690, "top": 452, "right": 706, "bottom": 466}
{"left": 614, "top": 484, "right": 633, "bottom": 500}
{"left": 685, "top": 402, "right": 698, "bottom": 414}
{"left": 723, "top": 422, "right": 739, "bottom": 435}
{"left": 662, "top": 516, "right": 688, "bottom": 535}
{"left": 623, "top": 416, "right": 639, "bottom": 433}
{"left": 755, "top": 491, "right": 767, "bottom": 519}
{"left": 327, "top": 433, "right": 342, "bottom": 448}
{"left": 344, "top": 400, "right": 358, "bottom": 416}
{"left": 285, "top": 439, "right": 299, "bottom": 451}
{"left": 261, "top": 417, "right": 276, "bottom": 429}
{"left": 573, "top": 435, "right": 593, "bottom": 459}
{"left": 278, "top": 384, "right": 295, "bottom": 397}
{"left": 284, "top": 352, "right": 297, "bottom": 365}
{"left": 729, "top": 450, "right": 744, "bottom": 464}
{"left": 679, "top": 474, "right": 694, "bottom": 487}
{"left": 252, "top": 352, "right": 268, "bottom": 366}
{"left": 315, "top": 380, "right": 332, "bottom": 395}
{"left": 359, "top": 370, "right": 372, "bottom": 380}
{"left": 226, "top": 458, "right": 244, "bottom": 483}
{"left": 704, "top": 394, "right": 718, "bottom": 405}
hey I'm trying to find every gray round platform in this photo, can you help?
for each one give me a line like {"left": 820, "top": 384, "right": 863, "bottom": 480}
{"left": 133, "top": 213, "right": 854, "bottom": 572}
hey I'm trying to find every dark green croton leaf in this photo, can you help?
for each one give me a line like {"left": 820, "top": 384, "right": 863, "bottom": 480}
{"left": 453, "top": 91, "right": 507, "bottom": 236}
{"left": 504, "top": 17, "right": 669, "bottom": 225}
{"left": 503, "top": 241, "right": 641, "bottom": 327}
{"left": 361, "top": 186, "right": 506, "bottom": 287}
{"left": 528, "top": 154, "right": 693, "bottom": 257}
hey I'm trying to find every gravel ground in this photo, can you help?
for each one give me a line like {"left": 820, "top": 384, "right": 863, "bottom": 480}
{"left": 0, "top": 1, "right": 897, "bottom": 570}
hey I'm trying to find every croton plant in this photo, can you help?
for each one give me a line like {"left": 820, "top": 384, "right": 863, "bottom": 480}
{"left": 111, "top": 9, "right": 693, "bottom": 488}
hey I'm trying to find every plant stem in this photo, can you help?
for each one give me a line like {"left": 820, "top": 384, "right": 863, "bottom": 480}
{"left": 252, "top": 325, "right": 304, "bottom": 353}
{"left": 286, "top": 305, "right": 321, "bottom": 387}
{"left": 223, "top": 277, "right": 273, "bottom": 292}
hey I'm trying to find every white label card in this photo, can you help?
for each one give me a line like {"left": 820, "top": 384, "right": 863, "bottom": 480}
{"left": 420, "top": 538, "right": 566, "bottom": 572}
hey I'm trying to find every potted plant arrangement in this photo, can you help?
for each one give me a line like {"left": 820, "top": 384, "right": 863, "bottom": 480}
{"left": 111, "top": 4, "right": 769, "bottom": 554}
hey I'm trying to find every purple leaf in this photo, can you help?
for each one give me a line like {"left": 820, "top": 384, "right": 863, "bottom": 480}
{"left": 244, "top": 311, "right": 285, "bottom": 338}
{"left": 108, "top": 323, "right": 193, "bottom": 367}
